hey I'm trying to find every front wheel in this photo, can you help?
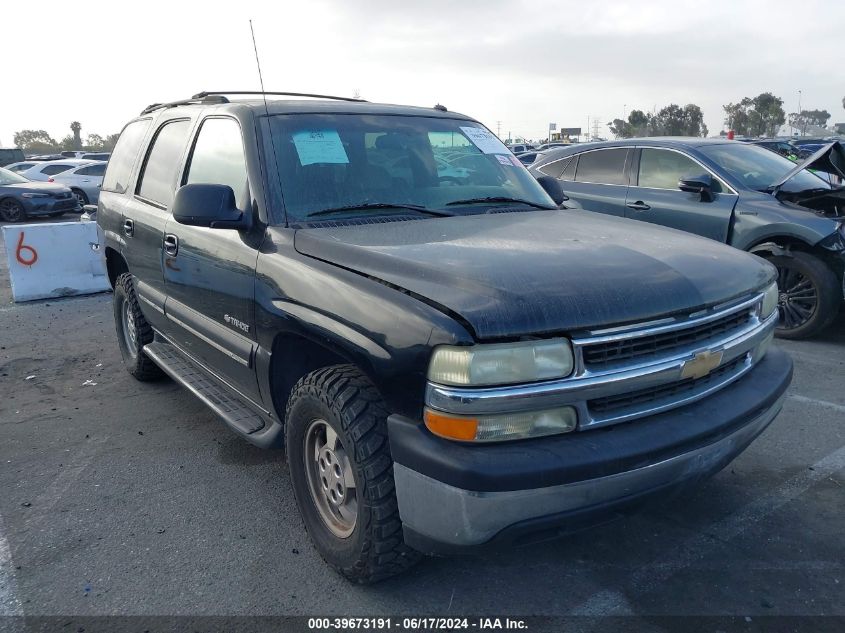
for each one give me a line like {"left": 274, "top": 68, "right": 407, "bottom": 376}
{"left": 285, "top": 365, "right": 421, "bottom": 583}
{"left": 0, "top": 199, "right": 26, "bottom": 222}
{"left": 768, "top": 251, "right": 841, "bottom": 339}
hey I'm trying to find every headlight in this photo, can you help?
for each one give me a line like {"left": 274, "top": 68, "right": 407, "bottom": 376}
{"left": 21, "top": 193, "right": 49, "bottom": 199}
{"left": 424, "top": 406, "right": 577, "bottom": 442}
{"left": 760, "top": 282, "right": 778, "bottom": 319}
{"left": 427, "top": 338, "right": 574, "bottom": 386}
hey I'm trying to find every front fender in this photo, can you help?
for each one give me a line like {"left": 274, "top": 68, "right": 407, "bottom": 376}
{"left": 730, "top": 195, "right": 841, "bottom": 252}
{"left": 254, "top": 227, "right": 473, "bottom": 418}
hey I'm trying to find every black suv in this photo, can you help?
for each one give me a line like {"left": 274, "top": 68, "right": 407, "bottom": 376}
{"left": 99, "top": 92, "right": 792, "bottom": 582}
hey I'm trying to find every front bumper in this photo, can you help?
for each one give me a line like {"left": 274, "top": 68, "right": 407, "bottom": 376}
{"left": 388, "top": 348, "right": 792, "bottom": 553}
{"left": 21, "top": 196, "right": 81, "bottom": 216}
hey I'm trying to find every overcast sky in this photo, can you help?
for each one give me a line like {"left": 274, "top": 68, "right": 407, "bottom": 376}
{"left": 2, "top": 0, "right": 843, "bottom": 146}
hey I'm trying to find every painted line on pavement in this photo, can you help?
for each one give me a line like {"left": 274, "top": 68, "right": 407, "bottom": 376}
{"left": 570, "top": 444, "right": 845, "bottom": 616}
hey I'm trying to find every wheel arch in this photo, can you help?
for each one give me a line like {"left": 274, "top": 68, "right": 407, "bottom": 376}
{"left": 105, "top": 246, "right": 129, "bottom": 289}
{"left": 267, "top": 330, "right": 383, "bottom": 428}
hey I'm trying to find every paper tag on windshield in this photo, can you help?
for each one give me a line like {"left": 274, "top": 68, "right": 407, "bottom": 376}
{"left": 495, "top": 154, "right": 513, "bottom": 165}
{"left": 460, "top": 126, "right": 510, "bottom": 155}
{"left": 292, "top": 130, "right": 349, "bottom": 166}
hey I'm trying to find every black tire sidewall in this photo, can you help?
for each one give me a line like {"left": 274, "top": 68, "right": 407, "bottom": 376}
{"left": 114, "top": 278, "right": 141, "bottom": 364}
{"left": 286, "top": 394, "right": 369, "bottom": 569}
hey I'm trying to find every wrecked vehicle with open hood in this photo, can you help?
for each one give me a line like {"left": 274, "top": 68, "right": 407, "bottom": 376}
{"left": 530, "top": 139, "right": 845, "bottom": 338}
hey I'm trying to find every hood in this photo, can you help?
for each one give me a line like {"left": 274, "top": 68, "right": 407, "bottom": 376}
{"left": 1, "top": 181, "right": 72, "bottom": 194}
{"left": 294, "top": 211, "right": 774, "bottom": 340}
{"left": 770, "top": 142, "right": 845, "bottom": 211}
{"left": 772, "top": 141, "right": 845, "bottom": 188}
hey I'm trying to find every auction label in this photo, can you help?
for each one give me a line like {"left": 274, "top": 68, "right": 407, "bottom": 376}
{"left": 292, "top": 129, "right": 350, "bottom": 165}
{"left": 308, "top": 617, "right": 528, "bottom": 630}
{"left": 460, "top": 126, "right": 510, "bottom": 155}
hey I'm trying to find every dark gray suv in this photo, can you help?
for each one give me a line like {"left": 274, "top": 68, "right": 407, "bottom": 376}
{"left": 530, "top": 139, "right": 845, "bottom": 339}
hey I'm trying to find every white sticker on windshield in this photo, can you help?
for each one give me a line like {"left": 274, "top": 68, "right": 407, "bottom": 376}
{"left": 460, "top": 126, "right": 510, "bottom": 155}
{"left": 495, "top": 154, "right": 513, "bottom": 166}
{"left": 292, "top": 130, "right": 349, "bottom": 166}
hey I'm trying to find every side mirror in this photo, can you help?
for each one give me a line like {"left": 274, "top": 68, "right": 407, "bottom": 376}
{"left": 172, "top": 183, "right": 249, "bottom": 229}
{"left": 535, "top": 175, "right": 568, "bottom": 206}
{"left": 678, "top": 173, "right": 714, "bottom": 202}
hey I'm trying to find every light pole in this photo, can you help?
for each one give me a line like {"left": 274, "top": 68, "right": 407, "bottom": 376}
{"left": 797, "top": 90, "right": 802, "bottom": 136}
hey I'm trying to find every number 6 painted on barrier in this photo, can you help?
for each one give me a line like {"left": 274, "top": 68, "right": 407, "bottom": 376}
{"left": 16, "top": 231, "right": 38, "bottom": 266}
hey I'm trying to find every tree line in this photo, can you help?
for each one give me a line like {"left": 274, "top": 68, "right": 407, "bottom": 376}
{"left": 609, "top": 92, "right": 842, "bottom": 139}
{"left": 13, "top": 121, "right": 119, "bottom": 155}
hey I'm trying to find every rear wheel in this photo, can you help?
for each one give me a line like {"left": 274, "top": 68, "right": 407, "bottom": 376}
{"left": 768, "top": 252, "right": 840, "bottom": 339}
{"left": 0, "top": 199, "right": 26, "bottom": 222}
{"left": 72, "top": 188, "right": 89, "bottom": 206}
{"left": 285, "top": 365, "right": 422, "bottom": 583}
{"left": 113, "top": 272, "right": 164, "bottom": 381}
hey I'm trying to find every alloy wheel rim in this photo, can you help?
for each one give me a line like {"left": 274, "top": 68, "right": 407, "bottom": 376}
{"left": 303, "top": 418, "right": 357, "bottom": 538}
{"left": 776, "top": 265, "right": 817, "bottom": 330}
{"left": 122, "top": 301, "right": 138, "bottom": 353}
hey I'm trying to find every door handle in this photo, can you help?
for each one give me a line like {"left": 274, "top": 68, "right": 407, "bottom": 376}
{"left": 163, "top": 233, "right": 179, "bottom": 256}
{"left": 123, "top": 219, "right": 134, "bottom": 237}
{"left": 626, "top": 201, "right": 651, "bottom": 211}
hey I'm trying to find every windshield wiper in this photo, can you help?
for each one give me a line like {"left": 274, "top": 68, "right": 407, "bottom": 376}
{"left": 445, "top": 196, "right": 555, "bottom": 210}
{"left": 307, "top": 203, "right": 453, "bottom": 218}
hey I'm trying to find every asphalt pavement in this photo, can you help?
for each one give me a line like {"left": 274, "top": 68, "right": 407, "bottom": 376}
{"left": 0, "top": 220, "right": 843, "bottom": 628}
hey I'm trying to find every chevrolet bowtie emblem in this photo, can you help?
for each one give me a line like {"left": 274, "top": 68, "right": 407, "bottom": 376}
{"left": 681, "top": 349, "right": 723, "bottom": 380}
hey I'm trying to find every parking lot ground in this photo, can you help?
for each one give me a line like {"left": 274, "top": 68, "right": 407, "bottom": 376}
{"left": 0, "top": 224, "right": 843, "bottom": 630}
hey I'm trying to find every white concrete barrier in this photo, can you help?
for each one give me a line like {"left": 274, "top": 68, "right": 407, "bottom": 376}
{"left": 1, "top": 222, "right": 110, "bottom": 302}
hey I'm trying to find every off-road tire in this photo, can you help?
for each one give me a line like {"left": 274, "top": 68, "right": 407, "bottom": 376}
{"left": 768, "top": 251, "right": 841, "bottom": 339}
{"left": 113, "top": 272, "right": 164, "bottom": 381}
{"left": 285, "top": 365, "right": 422, "bottom": 583}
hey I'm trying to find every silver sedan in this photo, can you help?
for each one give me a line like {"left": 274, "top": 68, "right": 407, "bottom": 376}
{"left": 49, "top": 161, "right": 106, "bottom": 205}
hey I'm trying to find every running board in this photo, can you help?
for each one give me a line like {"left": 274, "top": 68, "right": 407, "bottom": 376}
{"left": 143, "top": 340, "right": 266, "bottom": 435}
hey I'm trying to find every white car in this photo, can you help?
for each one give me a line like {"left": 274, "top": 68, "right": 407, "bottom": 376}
{"left": 49, "top": 162, "right": 107, "bottom": 205}
{"left": 4, "top": 159, "right": 95, "bottom": 182}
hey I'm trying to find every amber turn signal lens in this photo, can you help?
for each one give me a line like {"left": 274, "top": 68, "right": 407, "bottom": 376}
{"left": 424, "top": 409, "right": 479, "bottom": 441}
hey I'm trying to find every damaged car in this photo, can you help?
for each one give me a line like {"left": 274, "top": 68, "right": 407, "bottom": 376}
{"left": 530, "top": 139, "right": 845, "bottom": 338}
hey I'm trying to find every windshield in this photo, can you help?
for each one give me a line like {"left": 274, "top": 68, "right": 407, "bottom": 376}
{"left": 0, "top": 167, "right": 29, "bottom": 185}
{"left": 699, "top": 143, "right": 830, "bottom": 192}
{"left": 267, "top": 114, "right": 554, "bottom": 222}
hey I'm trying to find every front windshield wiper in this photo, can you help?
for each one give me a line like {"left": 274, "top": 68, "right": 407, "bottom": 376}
{"left": 445, "top": 196, "right": 555, "bottom": 210}
{"left": 306, "top": 203, "right": 453, "bottom": 218}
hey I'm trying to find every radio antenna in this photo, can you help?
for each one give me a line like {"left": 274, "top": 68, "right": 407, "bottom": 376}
{"left": 248, "top": 20, "right": 288, "bottom": 226}
{"left": 249, "top": 19, "right": 270, "bottom": 117}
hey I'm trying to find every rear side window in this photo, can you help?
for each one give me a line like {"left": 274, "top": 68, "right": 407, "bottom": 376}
{"left": 102, "top": 119, "right": 151, "bottom": 193}
{"left": 41, "top": 164, "right": 74, "bottom": 176}
{"left": 575, "top": 149, "right": 628, "bottom": 185}
{"left": 77, "top": 164, "right": 106, "bottom": 177}
{"left": 184, "top": 118, "right": 248, "bottom": 208}
{"left": 137, "top": 119, "right": 192, "bottom": 207}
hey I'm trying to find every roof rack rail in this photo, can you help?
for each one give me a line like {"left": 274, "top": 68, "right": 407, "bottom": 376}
{"left": 191, "top": 91, "right": 367, "bottom": 103}
{"left": 140, "top": 94, "right": 229, "bottom": 116}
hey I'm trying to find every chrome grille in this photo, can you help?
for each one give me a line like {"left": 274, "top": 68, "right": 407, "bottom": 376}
{"left": 582, "top": 308, "right": 753, "bottom": 371}
{"left": 588, "top": 354, "right": 748, "bottom": 416}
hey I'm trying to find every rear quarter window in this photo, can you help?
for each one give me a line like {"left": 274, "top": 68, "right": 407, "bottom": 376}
{"left": 102, "top": 119, "right": 152, "bottom": 193}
